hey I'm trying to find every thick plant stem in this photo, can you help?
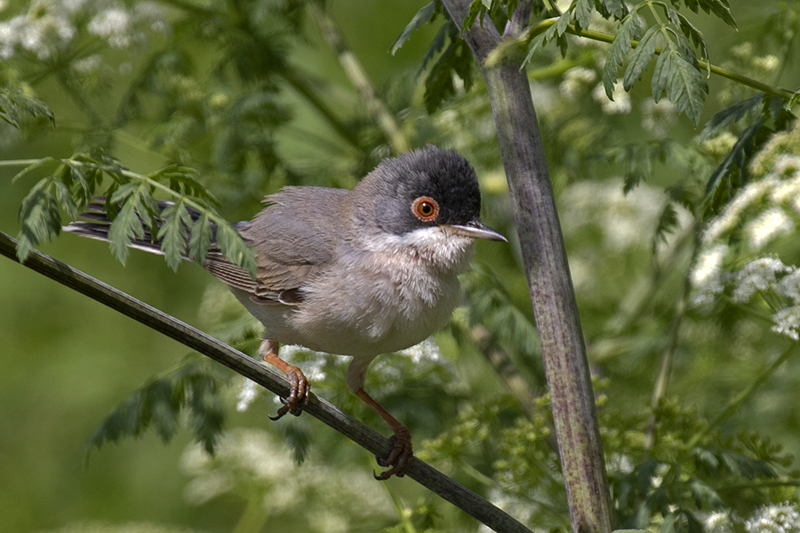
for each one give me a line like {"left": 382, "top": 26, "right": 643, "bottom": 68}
{"left": 440, "top": 2, "right": 612, "bottom": 532}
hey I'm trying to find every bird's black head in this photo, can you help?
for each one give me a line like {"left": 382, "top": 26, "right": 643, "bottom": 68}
{"left": 354, "top": 145, "right": 487, "bottom": 238}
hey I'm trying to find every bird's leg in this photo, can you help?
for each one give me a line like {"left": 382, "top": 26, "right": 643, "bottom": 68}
{"left": 259, "top": 340, "right": 310, "bottom": 420}
{"left": 355, "top": 387, "right": 413, "bottom": 480}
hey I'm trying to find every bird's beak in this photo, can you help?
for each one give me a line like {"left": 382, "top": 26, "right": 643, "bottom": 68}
{"left": 448, "top": 221, "right": 508, "bottom": 242}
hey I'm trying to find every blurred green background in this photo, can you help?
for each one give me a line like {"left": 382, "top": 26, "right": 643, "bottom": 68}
{"left": 1, "top": 0, "right": 800, "bottom": 532}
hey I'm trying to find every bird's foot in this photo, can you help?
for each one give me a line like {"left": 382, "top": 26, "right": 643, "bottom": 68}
{"left": 269, "top": 366, "right": 310, "bottom": 421}
{"left": 374, "top": 426, "right": 413, "bottom": 480}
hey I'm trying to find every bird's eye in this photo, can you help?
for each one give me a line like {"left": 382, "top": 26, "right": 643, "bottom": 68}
{"left": 412, "top": 196, "right": 439, "bottom": 222}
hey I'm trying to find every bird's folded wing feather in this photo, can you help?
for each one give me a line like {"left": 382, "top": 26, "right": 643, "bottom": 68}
{"left": 204, "top": 187, "right": 348, "bottom": 303}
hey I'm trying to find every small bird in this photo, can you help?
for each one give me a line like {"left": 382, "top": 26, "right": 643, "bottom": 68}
{"left": 66, "top": 145, "right": 506, "bottom": 479}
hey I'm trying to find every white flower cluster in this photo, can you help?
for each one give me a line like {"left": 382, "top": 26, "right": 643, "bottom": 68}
{"left": 181, "top": 428, "right": 392, "bottom": 529}
{"left": 705, "top": 511, "right": 734, "bottom": 533}
{"left": 559, "top": 66, "right": 597, "bottom": 100}
{"left": 641, "top": 97, "right": 677, "bottom": 138}
{"left": 731, "top": 257, "right": 793, "bottom": 303}
{"left": 690, "top": 125, "right": 800, "bottom": 337}
{"left": 690, "top": 244, "right": 729, "bottom": 305}
{"left": 692, "top": 253, "right": 800, "bottom": 340}
{"left": 0, "top": 0, "right": 169, "bottom": 60}
{"left": 745, "top": 502, "right": 800, "bottom": 533}
{"left": 592, "top": 80, "right": 632, "bottom": 115}
{"left": 560, "top": 178, "right": 672, "bottom": 251}
{"left": 235, "top": 338, "right": 452, "bottom": 412}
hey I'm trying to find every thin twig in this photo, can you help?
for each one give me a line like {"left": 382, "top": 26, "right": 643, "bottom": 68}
{"left": 644, "top": 227, "right": 700, "bottom": 452}
{"left": 310, "top": 3, "right": 411, "bottom": 154}
{"left": 457, "top": 322, "right": 538, "bottom": 418}
{"left": 684, "top": 343, "right": 799, "bottom": 450}
{"left": 0, "top": 230, "right": 532, "bottom": 533}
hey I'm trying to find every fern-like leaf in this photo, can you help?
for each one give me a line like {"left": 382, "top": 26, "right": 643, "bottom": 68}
{"left": 602, "top": 14, "right": 642, "bottom": 98}
{"left": 622, "top": 25, "right": 659, "bottom": 91}
{"left": 158, "top": 200, "right": 192, "bottom": 271}
{"left": 392, "top": 1, "right": 437, "bottom": 55}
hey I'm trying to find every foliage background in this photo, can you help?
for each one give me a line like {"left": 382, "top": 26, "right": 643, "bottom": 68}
{"left": 1, "top": 0, "right": 800, "bottom": 532}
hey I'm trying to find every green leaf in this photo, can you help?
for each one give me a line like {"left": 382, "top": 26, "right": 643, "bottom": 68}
{"left": 391, "top": 1, "right": 436, "bottom": 55}
{"left": 602, "top": 14, "right": 642, "bottom": 98}
{"left": 653, "top": 202, "right": 679, "bottom": 253}
{"left": 189, "top": 212, "right": 213, "bottom": 265}
{"left": 0, "top": 89, "right": 55, "bottom": 129}
{"left": 87, "top": 358, "right": 227, "bottom": 456}
{"left": 423, "top": 28, "right": 474, "bottom": 113}
{"left": 623, "top": 25, "right": 659, "bottom": 91}
{"left": 670, "top": 0, "right": 737, "bottom": 29}
{"left": 651, "top": 47, "right": 707, "bottom": 125}
{"left": 597, "top": 0, "right": 626, "bottom": 18}
{"left": 157, "top": 201, "right": 192, "bottom": 271}
{"left": 418, "top": 22, "right": 450, "bottom": 74}
{"left": 16, "top": 180, "right": 62, "bottom": 261}
{"left": 216, "top": 221, "right": 257, "bottom": 279}
{"left": 702, "top": 116, "right": 762, "bottom": 211}
{"left": 699, "top": 92, "right": 763, "bottom": 140}
{"left": 107, "top": 197, "right": 146, "bottom": 265}
{"left": 573, "top": 0, "right": 593, "bottom": 30}
{"left": 462, "top": 0, "right": 485, "bottom": 33}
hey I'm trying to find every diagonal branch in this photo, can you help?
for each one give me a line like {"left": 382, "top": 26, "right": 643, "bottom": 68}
{"left": 0, "top": 230, "right": 532, "bottom": 533}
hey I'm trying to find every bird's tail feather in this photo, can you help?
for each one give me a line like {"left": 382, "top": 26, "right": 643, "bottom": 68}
{"left": 63, "top": 198, "right": 213, "bottom": 259}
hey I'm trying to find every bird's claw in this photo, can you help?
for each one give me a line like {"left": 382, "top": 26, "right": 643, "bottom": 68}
{"left": 374, "top": 426, "right": 413, "bottom": 480}
{"left": 269, "top": 367, "right": 310, "bottom": 421}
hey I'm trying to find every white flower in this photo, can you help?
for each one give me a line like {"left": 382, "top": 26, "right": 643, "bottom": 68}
{"left": 690, "top": 244, "right": 729, "bottom": 305}
{"left": 770, "top": 175, "right": 800, "bottom": 215}
{"left": 745, "top": 502, "right": 800, "bottom": 533}
{"left": 592, "top": 81, "right": 632, "bottom": 114}
{"left": 703, "top": 178, "right": 776, "bottom": 243}
{"left": 705, "top": 511, "right": 735, "bottom": 533}
{"left": 753, "top": 55, "right": 780, "bottom": 72}
{"left": 731, "top": 256, "right": 792, "bottom": 303}
{"left": 641, "top": 97, "right": 677, "bottom": 138}
{"left": 607, "top": 453, "right": 634, "bottom": 474}
{"left": 235, "top": 378, "right": 260, "bottom": 412}
{"left": 559, "top": 67, "right": 597, "bottom": 100}
{"left": 399, "top": 338, "right": 443, "bottom": 365}
{"left": 778, "top": 271, "right": 800, "bottom": 304}
{"left": 281, "top": 345, "right": 329, "bottom": 382}
{"left": 773, "top": 155, "right": 800, "bottom": 179}
{"left": 745, "top": 207, "right": 795, "bottom": 251}
{"left": 772, "top": 307, "right": 800, "bottom": 341}
{"left": 88, "top": 8, "right": 132, "bottom": 48}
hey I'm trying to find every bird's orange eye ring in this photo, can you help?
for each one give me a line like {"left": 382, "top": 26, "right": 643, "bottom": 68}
{"left": 412, "top": 196, "right": 439, "bottom": 222}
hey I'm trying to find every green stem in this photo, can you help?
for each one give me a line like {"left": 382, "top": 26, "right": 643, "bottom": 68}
{"left": 644, "top": 227, "right": 700, "bottom": 452}
{"left": 231, "top": 493, "right": 269, "bottom": 533}
{"left": 684, "top": 343, "right": 799, "bottom": 449}
{"left": 519, "top": 18, "right": 796, "bottom": 101}
{"left": 310, "top": 3, "right": 411, "bottom": 154}
{"left": 0, "top": 159, "right": 47, "bottom": 167}
{"left": 717, "top": 479, "right": 800, "bottom": 492}
{"left": 280, "top": 70, "right": 362, "bottom": 150}
{"left": 386, "top": 488, "right": 418, "bottom": 533}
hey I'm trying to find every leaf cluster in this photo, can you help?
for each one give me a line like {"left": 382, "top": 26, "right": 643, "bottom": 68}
{"left": 0, "top": 88, "right": 54, "bottom": 129}
{"left": 87, "top": 356, "right": 229, "bottom": 456}
{"left": 699, "top": 93, "right": 795, "bottom": 216}
{"left": 14, "top": 155, "right": 256, "bottom": 277}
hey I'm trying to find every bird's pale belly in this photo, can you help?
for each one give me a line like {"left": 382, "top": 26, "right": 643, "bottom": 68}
{"left": 233, "top": 264, "right": 463, "bottom": 357}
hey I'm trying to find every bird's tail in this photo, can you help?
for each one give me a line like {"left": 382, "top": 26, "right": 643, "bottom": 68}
{"left": 63, "top": 198, "right": 213, "bottom": 258}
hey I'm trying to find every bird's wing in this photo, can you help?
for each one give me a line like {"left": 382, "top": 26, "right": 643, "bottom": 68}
{"left": 204, "top": 187, "right": 348, "bottom": 303}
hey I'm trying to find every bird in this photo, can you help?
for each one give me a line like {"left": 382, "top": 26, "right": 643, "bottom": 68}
{"left": 65, "top": 145, "right": 507, "bottom": 479}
